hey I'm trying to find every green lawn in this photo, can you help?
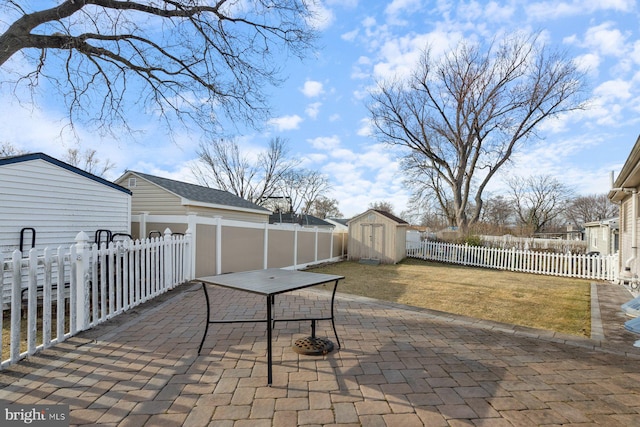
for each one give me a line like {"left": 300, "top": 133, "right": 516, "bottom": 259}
{"left": 308, "top": 258, "right": 592, "bottom": 337}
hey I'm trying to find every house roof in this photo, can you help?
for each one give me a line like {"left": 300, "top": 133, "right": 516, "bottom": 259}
{"left": 327, "top": 218, "right": 349, "bottom": 227}
{"left": 269, "top": 212, "right": 333, "bottom": 227}
{"left": 583, "top": 217, "right": 619, "bottom": 228}
{"left": 123, "top": 171, "right": 270, "bottom": 213}
{"left": 347, "top": 209, "right": 410, "bottom": 225}
{"left": 609, "top": 134, "right": 640, "bottom": 202}
{"left": 0, "top": 152, "right": 131, "bottom": 195}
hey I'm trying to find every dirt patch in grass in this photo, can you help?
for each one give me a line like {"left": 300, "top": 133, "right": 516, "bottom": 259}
{"left": 308, "top": 258, "right": 592, "bottom": 337}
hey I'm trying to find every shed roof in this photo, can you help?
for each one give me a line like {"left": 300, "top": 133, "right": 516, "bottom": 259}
{"left": 124, "top": 171, "right": 270, "bottom": 213}
{"left": 0, "top": 152, "right": 131, "bottom": 195}
{"left": 347, "top": 209, "right": 409, "bottom": 225}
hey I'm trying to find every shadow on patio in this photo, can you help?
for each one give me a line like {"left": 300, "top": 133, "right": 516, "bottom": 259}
{"left": 1, "top": 281, "right": 640, "bottom": 426}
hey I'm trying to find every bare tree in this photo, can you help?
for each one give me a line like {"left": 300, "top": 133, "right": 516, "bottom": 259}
{"left": 566, "top": 193, "right": 618, "bottom": 227}
{"left": 0, "top": 141, "right": 26, "bottom": 157}
{"left": 369, "top": 32, "right": 587, "bottom": 236}
{"left": 0, "top": 1, "right": 316, "bottom": 137}
{"left": 193, "top": 137, "right": 298, "bottom": 205}
{"left": 480, "top": 195, "right": 514, "bottom": 233}
{"left": 401, "top": 152, "right": 457, "bottom": 225}
{"left": 368, "top": 201, "right": 394, "bottom": 214}
{"left": 278, "top": 169, "right": 331, "bottom": 214}
{"left": 309, "top": 196, "right": 342, "bottom": 219}
{"left": 64, "top": 148, "right": 115, "bottom": 177}
{"left": 507, "top": 175, "right": 574, "bottom": 234}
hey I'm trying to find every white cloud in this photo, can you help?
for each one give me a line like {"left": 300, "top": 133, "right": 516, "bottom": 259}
{"left": 324, "top": 0, "right": 358, "bottom": 8}
{"left": 308, "top": 135, "right": 341, "bottom": 150}
{"left": 526, "top": 0, "right": 635, "bottom": 20}
{"left": 370, "top": 30, "right": 461, "bottom": 81}
{"left": 385, "top": 0, "right": 423, "bottom": 25}
{"left": 341, "top": 29, "right": 359, "bottom": 42}
{"left": 320, "top": 142, "right": 408, "bottom": 217}
{"left": 307, "top": 1, "right": 335, "bottom": 30}
{"left": 305, "top": 102, "right": 322, "bottom": 119}
{"left": 582, "top": 22, "right": 629, "bottom": 57}
{"left": 483, "top": 1, "right": 516, "bottom": 22}
{"left": 357, "top": 118, "right": 373, "bottom": 137}
{"left": 267, "top": 115, "right": 303, "bottom": 131}
{"left": 573, "top": 53, "right": 601, "bottom": 75}
{"left": 301, "top": 152, "right": 328, "bottom": 165}
{"left": 301, "top": 80, "right": 324, "bottom": 97}
{"left": 594, "top": 79, "right": 633, "bottom": 101}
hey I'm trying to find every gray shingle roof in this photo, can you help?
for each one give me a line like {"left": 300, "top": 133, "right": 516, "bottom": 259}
{"left": 130, "top": 171, "right": 269, "bottom": 212}
{"left": 268, "top": 212, "right": 333, "bottom": 227}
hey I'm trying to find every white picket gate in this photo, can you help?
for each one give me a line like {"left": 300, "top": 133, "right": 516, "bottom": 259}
{"left": 1, "top": 228, "right": 191, "bottom": 369}
{"left": 407, "top": 240, "right": 618, "bottom": 281}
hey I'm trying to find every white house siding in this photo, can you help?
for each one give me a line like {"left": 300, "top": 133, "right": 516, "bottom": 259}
{"left": 0, "top": 158, "right": 131, "bottom": 254}
{"left": 618, "top": 195, "right": 640, "bottom": 278}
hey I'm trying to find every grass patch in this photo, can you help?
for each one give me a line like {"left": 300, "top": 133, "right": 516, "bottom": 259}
{"left": 309, "top": 258, "right": 592, "bottom": 337}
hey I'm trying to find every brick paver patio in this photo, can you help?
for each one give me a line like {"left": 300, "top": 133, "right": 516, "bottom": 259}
{"left": 1, "top": 280, "right": 639, "bottom": 426}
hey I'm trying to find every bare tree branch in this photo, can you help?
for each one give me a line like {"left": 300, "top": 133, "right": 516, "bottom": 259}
{"left": 369, "top": 32, "right": 587, "bottom": 235}
{"left": 0, "top": 0, "right": 317, "bottom": 137}
{"left": 193, "top": 136, "right": 301, "bottom": 205}
{"left": 507, "top": 174, "right": 574, "bottom": 234}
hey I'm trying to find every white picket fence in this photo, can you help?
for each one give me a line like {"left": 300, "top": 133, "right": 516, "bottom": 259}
{"left": 407, "top": 240, "right": 618, "bottom": 281}
{"left": 479, "top": 235, "right": 587, "bottom": 253}
{"left": 0, "top": 228, "right": 191, "bottom": 369}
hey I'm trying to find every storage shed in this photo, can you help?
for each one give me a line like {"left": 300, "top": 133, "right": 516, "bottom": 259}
{"left": 0, "top": 152, "right": 132, "bottom": 255}
{"left": 347, "top": 209, "right": 409, "bottom": 264}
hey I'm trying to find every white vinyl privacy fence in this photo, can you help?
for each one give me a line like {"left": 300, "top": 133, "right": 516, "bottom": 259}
{"left": 407, "top": 240, "right": 618, "bottom": 281}
{"left": 1, "top": 229, "right": 191, "bottom": 369}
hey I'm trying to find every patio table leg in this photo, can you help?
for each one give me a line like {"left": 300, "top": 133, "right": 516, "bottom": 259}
{"left": 266, "top": 294, "right": 273, "bottom": 386}
{"left": 330, "top": 279, "right": 341, "bottom": 349}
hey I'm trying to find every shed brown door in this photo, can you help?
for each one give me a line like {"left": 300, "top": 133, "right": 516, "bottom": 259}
{"left": 361, "top": 223, "right": 384, "bottom": 260}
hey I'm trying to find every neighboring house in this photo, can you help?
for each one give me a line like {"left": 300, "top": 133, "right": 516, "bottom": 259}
{"left": 269, "top": 212, "right": 334, "bottom": 229}
{"left": 0, "top": 152, "right": 131, "bottom": 255}
{"left": 114, "top": 171, "right": 271, "bottom": 238}
{"left": 347, "top": 209, "right": 409, "bottom": 264}
{"left": 324, "top": 218, "right": 349, "bottom": 232}
{"left": 609, "top": 135, "right": 640, "bottom": 284}
{"left": 583, "top": 217, "right": 619, "bottom": 256}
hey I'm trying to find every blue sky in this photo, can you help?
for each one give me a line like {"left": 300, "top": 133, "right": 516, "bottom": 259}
{"left": 1, "top": 0, "right": 639, "bottom": 219}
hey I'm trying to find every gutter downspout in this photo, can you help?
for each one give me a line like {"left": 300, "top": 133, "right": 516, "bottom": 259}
{"left": 629, "top": 189, "right": 638, "bottom": 275}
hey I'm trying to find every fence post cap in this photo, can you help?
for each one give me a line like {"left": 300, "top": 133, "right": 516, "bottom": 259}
{"left": 75, "top": 231, "right": 89, "bottom": 243}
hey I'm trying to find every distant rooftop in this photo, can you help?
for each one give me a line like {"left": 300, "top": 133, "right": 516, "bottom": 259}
{"left": 127, "top": 171, "right": 270, "bottom": 212}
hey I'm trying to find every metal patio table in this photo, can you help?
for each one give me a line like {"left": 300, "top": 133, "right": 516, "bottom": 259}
{"left": 197, "top": 268, "right": 344, "bottom": 385}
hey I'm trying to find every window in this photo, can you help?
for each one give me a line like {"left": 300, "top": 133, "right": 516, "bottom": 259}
{"left": 128, "top": 177, "right": 137, "bottom": 188}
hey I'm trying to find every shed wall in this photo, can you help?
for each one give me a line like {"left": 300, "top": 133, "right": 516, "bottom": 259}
{"left": 348, "top": 211, "right": 407, "bottom": 264}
